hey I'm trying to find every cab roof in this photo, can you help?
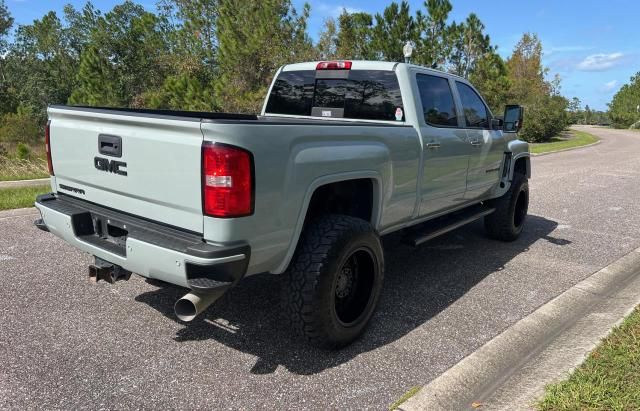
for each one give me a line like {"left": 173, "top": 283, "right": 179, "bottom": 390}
{"left": 280, "top": 60, "right": 468, "bottom": 82}
{"left": 282, "top": 60, "right": 399, "bottom": 72}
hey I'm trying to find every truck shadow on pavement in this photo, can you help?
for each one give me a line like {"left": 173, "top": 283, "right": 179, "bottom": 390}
{"left": 136, "top": 214, "right": 565, "bottom": 375}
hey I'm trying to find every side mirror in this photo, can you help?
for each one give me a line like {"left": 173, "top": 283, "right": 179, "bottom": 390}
{"left": 491, "top": 118, "right": 504, "bottom": 129}
{"left": 503, "top": 105, "right": 524, "bottom": 132}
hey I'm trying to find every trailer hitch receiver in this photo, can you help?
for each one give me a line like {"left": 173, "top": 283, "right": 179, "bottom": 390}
{"left": 88, "top": 257, "right": 131, "bottom": 284}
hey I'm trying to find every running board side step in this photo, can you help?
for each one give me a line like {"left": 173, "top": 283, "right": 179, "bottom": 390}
{"left": 407, "top": 206, "right": 496, "bottom": 247}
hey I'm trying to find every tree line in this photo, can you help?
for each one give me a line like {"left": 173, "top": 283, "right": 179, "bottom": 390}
{"left": 0, "top": 0, "right": 573, "bottom": 147}
{"left": 609, "top": 73, "right": 640, "bottom": 129}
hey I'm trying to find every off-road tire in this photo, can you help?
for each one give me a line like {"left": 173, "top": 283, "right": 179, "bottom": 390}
{"left": 283, "top": 214, "right": 384, "bottom": 349}
{"left": 484, "top": 172, "right": 529, "bottom": 241}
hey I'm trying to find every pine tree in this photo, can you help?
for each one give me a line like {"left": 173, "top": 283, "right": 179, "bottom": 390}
{"left": 469, "top": 51, "right": 511, "bottom": 114}
{"left": 146, "top": 73, "right": 216, "bottom": 111}
{"left": 335, "top": 10, "right": 374, "bottom": 60}
{"left": 448, "top": 14, "right": 491, "bottom": 78}
{"left": 0, "top": 0, "right": 12, "bottom": 54}
{"left": 415, "top": 0, "right": 452, "bottom": 69}
{"left": 68, "top": 46, "right": 120, "bottom": 106}
{"left": 316, "top": 18, "right": 338, "bottom": 60}
{"left": 505, "top": 33, "right": 548, "bottom": 102}
{"left": 371, "top": 1, "right": 419, "bottom": 62}
{"left": 215, "top": 0, "right": 313, "bottom": 113}
{"left": 0, "top": 0, "right": 14, "bottom": 115}
{"left": 505, "top": 33, "right": 568, "bottom": 142}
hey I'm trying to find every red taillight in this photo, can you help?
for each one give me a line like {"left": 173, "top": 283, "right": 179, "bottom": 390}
{"left": 202, "top": 143, "right": 254, "bottom": 218}
{"left": 316, "top": 61, "right": 352, "bottom": 70}
{"left": 45, "top": 120, "right": 54, "bottom": 175}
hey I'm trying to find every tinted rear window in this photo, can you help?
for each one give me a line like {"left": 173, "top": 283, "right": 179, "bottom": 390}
{"left": 416, "top": 74, "right": 458, "bottom": 127}
{"left": 265, "top": 69, "right": 404, "bottom": 121}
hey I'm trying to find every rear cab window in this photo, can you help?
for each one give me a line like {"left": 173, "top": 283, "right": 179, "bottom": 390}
{"left": 416, "top": 73, "right": 458, "bottom": 127}
{"left": 265, "top": 68, "right": 405, "bottom": 122}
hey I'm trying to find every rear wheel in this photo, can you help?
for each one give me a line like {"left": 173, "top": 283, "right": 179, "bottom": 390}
{"left": 484, "top": 172, "right": 529, "bottom": 241}
{"left": 283, "top": 214, "right": 384, "bottom": 349}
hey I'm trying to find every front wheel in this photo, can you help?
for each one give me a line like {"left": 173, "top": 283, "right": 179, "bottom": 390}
{"left": 282, "top": 214, "right": 384, "bottom": 349}
{"left": 484, "top": 172, "right": 529, "bottom": 241}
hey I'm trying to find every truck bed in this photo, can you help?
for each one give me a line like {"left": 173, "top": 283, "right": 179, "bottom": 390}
{"left": 54, "top": 105, "right": 409, "bottom": 127}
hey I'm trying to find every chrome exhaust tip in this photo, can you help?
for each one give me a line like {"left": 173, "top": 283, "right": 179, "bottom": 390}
{"left": 174, "top": 290, "right": 224, "bottom": 322}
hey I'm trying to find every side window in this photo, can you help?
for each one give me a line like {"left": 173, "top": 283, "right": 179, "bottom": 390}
{"left": 416, "top": 74, "right": 458, "bottom": 127}
{"left": 456, "top": 81, "right": 490, "bottom": 129}
{"left": 344, "top": 70, "right": 404, "bottom": 121}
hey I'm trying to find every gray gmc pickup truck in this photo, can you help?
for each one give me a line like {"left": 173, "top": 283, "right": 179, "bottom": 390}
{"left": 35, "top": 60, "right": 530, "bottom": 348}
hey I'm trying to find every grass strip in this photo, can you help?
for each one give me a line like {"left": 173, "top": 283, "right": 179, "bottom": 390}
{"left": 538, "top": 307, "right": 640, "bottom": 410}
{"left": 389, "top": 386, "right": 421, "bottom": 410}
{"left": 530, "top": 130, "right": 599, "bottom": 155}
{"left": 0, "top": 185, "right": 50, "bottom": 210}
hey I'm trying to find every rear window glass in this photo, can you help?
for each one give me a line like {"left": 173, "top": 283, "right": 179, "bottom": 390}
{"left": 265, "top": 69, "right": 404, "bottom": 121}
{"left": 265, "top": 71, "right": 315, "bottom": 116}
{"left": 416, "top": 74, "right": 458, "bottom": 127}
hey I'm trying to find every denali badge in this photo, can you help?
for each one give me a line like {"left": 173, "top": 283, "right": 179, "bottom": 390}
{"left": 94, "top": 156, "right": 127, "bottom": 176}
{"left": 59, "top": 184, "right": 86, "bottom": 195}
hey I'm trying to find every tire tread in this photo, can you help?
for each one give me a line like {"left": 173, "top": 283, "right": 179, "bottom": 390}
{"left": 283, "top": 214, "right": 378, "bottom": 348}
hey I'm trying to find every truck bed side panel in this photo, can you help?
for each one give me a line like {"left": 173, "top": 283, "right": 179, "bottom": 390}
{"left": 200, "top": 120, "right": 421, "bottom": 275}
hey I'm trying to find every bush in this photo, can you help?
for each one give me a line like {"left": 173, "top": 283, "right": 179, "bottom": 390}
{"left": 0, "top": 110, "right": 41, "bottom": 144}
{"left": 145, "top": 74, "right": 217, "bottom": 111}
{"left": 16, "top": 143, "right": 31, "bottom": 160}
{"left": 520, "top": 95, "right": 569, "bottom": 143}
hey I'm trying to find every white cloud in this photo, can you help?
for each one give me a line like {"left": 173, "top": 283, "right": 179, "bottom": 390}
{"left": 576, "top": 52, "right": 624, "bottom": 71}
{"left": 316, "top": 3, "right": 364, "bottom": 18}
{"left": 601, "top": 80, "right": 619, "bottom": 92}
{"left": 545, "top": 45, "right": 591, "bottom": 56}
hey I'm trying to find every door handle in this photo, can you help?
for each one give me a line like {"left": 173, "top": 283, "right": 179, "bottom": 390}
{"left": 426, "top": 142, "right": 441, "bottom": 149}
{"left": 470, "top": 139, "right": 483, "bottom": 146}
{"left": 98, "top": 134, "right": 123, "bottom": 157}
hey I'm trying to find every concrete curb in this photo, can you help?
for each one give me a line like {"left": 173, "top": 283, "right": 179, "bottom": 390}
{"left": 531, "top": 139, "right": 601, "bottom": 157}
{"left": 0, "top": 178, "right": 50, "bottom": 189}
{"left": 399, "top": 246, "right": 640, "bottom": 411}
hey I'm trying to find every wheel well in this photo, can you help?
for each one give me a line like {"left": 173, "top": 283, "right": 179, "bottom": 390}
{"left": 305, "top": 179, "right": 374, "bottom": 225}
{"left": 514, "top": 157, "right": 530, "bottom": 178}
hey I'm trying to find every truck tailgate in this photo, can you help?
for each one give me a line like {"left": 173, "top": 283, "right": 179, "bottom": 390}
{"left": 48, "top": 107, "right": 204, "bottom": 233}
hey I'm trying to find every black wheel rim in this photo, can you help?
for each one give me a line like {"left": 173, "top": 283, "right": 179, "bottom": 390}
{"left": 514, "top": 188, "right": 528, "bottom": 228}
{"left": 333, "top": 247, "right": 377, "bottom": 327}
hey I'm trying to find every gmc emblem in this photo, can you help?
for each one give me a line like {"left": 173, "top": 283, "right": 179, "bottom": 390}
{"left": 94, "top": 156, "right": 127, "bottom": 176}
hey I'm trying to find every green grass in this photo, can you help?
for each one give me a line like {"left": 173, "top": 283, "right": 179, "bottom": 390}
{"left": 530, "top": 130, "right": 599, "bottom": 155}
{"left": 538, "top": 307, "right": 640, "bottom": 410}
{"left": 0, "top": 185, "right": 50, "bottom": 210}
{"left": 389, "top": 386, "right": 421, "bottom": 410}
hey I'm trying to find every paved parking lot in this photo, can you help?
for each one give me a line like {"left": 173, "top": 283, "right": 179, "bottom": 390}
{"left": 1, "top": 126, "right": 639, "bottom": 409}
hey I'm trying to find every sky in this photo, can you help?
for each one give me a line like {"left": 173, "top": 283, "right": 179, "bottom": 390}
{"left": 5, "top": 0, "right": 639, "bottom": 111}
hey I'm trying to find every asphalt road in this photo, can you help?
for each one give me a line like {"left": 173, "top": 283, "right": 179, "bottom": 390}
{"left": 1, "top": 126, "right": 639, "bottom": 410}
